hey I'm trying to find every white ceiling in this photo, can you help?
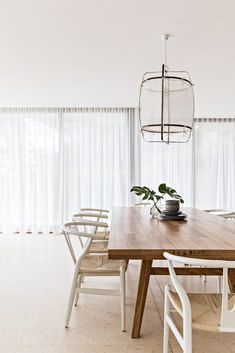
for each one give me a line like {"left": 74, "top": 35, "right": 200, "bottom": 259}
{"left": 0, "top": 0, "right": 235, "bottom": 116}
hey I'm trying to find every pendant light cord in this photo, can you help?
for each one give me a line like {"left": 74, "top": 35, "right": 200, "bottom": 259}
{"left": 164, "top": 37, "right": 167, "bottom": 67}
{"left": 162, "top": 34, "right": 170, "bottom": 70}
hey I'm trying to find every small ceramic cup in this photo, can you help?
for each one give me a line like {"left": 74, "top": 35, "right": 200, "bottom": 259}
{"left": 165, "top": 200, "right": 180, "bottom": 213}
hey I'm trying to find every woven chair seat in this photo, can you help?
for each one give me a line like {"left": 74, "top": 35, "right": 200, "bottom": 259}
{"left": 92, "top": 231, "right": 110, "bottom": 240}
{"left": 80, "top": 254, "right": 127, "bottom": 275}
{"left": 168, "top": 290, "right": 235, "bottom": 332}
{"left": 89, "top": 240, "right": 108, "bottom": 253}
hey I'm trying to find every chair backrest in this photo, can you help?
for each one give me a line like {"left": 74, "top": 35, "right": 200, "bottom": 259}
{"left": 204, "top": 209, "right": 226, "bottom": 213}
{"left": 73, "top": 213, "right": 108, "bottom": 219}
{"left": 134, "top": 202, "right": 151, "bottom": 207}
{"left": 73, "top": 213, "right": 109, "bottom": 234}
{"left": 204, "top": 209, "right": 235, "bottom": 219}
{"left": 220, "top": 213, "right": 235, "bottom": 222}
{"left": 163, "top": 252, "right": 235, "bottom": 332}
{"left": 80, "top": 208, "right": 109, "bottom": 214}
{"left": 64, "top": 221, "right": 108, "bottom": 237}
{"left": 63, "top": 221, "right": 108, "bottom": 261}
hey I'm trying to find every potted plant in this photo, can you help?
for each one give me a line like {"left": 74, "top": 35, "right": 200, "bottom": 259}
{"left": 130, "top": 183, "right": 184, "bottom": 217}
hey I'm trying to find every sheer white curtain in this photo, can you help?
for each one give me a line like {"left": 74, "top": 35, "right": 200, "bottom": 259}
{"left": 62, "top": 109, "right": 130, "bottom": 222}
{"left": 140, "top": 119, "right": 235, "bottom": 210}
{"left": 0, "top": 108, "right": 131, "bottom": 233}
{"left": 140, "top": 138, "right": 193, "bottom": 206}
{"left": 1, "top": 109, "right": 235, "bottom": 234}
{"left": 195, "top": 119, "right": 235, "bottom": 210}
{"left": 0, "top": 111, "right": 62, "bottom": 233}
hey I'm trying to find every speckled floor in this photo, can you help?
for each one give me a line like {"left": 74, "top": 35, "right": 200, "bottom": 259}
{"left": 0, "top": 234, "right": 235, "bottom": 353}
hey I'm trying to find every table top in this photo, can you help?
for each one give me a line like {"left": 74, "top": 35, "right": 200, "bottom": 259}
{"left": 108, "top": 207, "right": 235, "bottom": 260}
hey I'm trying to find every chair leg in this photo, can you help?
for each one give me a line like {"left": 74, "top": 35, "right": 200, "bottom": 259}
{"left": 163, "top": 285, "right": 170, "bottom": 353}
{"left": 65, "top": 268, "right": 80, "bottom": 328}
{"left": 64, "top": 233, "right": 77, "bottom": 264}
{"left": 183, "top": 305, "right": 192, "bottom": 353}
{"left": 74, "top": 275, "right": 83, "bottom": 306}
{"left": 120, "top": 266, "right": 126, "bottom": 332}
{"left": 217, "top": 276, "right": 222, "bottom": 292}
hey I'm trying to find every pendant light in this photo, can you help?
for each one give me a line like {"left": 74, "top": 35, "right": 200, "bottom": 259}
{"left": 139, "top": 34, "right": 195, "bottom": 143}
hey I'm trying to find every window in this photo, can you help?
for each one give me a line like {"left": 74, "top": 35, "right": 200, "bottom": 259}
{"left": 0, "top": 108, "right": 131, "bottom": 233}
{"left": 0, "top": 110, "right": 234, "bottom": 233}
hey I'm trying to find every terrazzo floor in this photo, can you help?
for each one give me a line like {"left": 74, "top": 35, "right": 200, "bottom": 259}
{"left": 0, "top": 234, "right": 235, "bottom": 353}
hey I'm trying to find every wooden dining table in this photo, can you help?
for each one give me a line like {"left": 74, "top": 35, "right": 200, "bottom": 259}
{"left": 108, "top": 207, "right": 235, "bottom": 338}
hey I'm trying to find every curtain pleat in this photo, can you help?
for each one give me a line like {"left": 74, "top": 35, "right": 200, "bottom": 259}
{"left": 194, "top": 120, "right": 235, "bottom": 210}
{"left": 140, "top": 135, "right": 193, "bottom": 206}
{"left": 0, "top": 108, "right": 132, "bottom": 234}
{"left": 1, "top": 110, "right": 235, "bottom": 234}
{"left": 62, "top": 110, "right": 130, "bottom": 222}
{"left": 0, "top": 112, "right": 63, "bottom": 234}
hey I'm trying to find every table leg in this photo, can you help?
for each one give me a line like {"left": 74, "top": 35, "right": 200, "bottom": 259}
{"left": 228, "top": 269, "right": 235, "bottom": 292}
{"left": 132, "top": 260, "right": 153, "bottom": 338}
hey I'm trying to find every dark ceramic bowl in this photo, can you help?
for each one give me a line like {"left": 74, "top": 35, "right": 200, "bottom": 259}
{"left": 162, "top": 210, "right": 182, "bottom": 216}
{"left": 165, "top": 200, "right": 180, "bottom": 213}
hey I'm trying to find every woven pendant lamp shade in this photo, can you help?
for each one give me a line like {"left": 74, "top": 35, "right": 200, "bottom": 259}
{"left": 139, "top": 63, "right": 194, "bottom": 143}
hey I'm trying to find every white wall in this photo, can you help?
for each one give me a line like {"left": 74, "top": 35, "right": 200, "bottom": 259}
{"left": 0, "top": 0, "right": 235, "bottom": 116}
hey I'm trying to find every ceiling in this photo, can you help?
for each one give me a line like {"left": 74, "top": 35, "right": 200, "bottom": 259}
{"left": 0, "top": 0, "right": 235, "bottom": 116}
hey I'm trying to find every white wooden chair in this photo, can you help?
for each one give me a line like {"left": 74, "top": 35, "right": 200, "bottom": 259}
{"left": 220, "top": 212, "right": 235, "bottom": 221}
{"left": 73, "top": 211, "right": 109, "bottom": 222}
{"left": 203, "top": 208, "right": 235, "bottom": 284}
{"left": 64, "top": 221, "right": 127, "bottom": 331}
{"left": 64, "top": 209, "right": 110, "bottom": 263}
{"left": 134, "top": 202, "right": 151, "bottom": 207}
{"left": 163, "top": 252, "right": 235, "bottom": 353}
{"left": 80, "top": 207, "right": 109, "bottom": 214}
{"left": 204, "top": 209, "right": 235, "bottom": 220}
{"left": 63, "top": 218, "right": 109, "bottom": 264}
{"left": 204, "top": 208, "right": 227, "bottom": 213}
{"left": 203, "top": 209, "right": 235, "bottom": 284}
{"left": 73, "top": 212, "right": 109, "bottom": 235}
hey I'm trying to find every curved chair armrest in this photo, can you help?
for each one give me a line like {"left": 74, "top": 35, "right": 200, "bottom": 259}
{"left": 163, "top": 252, "right": 235, "bottom": 268}
{"left": 203, "top": 209, "right": 226, "bottom": 213}
{"left": 219, "top": 212, "right": 235, "bottom": 217}
{"left": 73, "top": 213, "right": 108, "bottom": 219}
{"left": 80, "top": 208, "right": 109, "bottom": 213}
{"left": 63, "top": 221, "right": 108, "bottom": 238}
{"left": 67, "top": 219, "right": 108, "bottom": 228}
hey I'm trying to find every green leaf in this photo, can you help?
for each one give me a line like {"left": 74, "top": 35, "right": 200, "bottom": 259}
{"left": 158, "top": 183, "right": 167, "bottom": 193}
{"left": 173, "top": 194, "right": 181, "bottom": 199}
{"left": 132, "top": 186, "right": 143, "bottom": 192}
{"left": 131, "top": 183, "right": 184, "bottom": 206}
{"left": 130, "top": 186, "right": 141, "bottom": 192}
{"left": 130, "top": 186, "right": 149, "bottom": 197}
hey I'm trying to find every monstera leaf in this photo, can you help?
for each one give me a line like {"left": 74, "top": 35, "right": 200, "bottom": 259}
{"left": 131, "top": 183, "right": 184, "bottom": 213}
